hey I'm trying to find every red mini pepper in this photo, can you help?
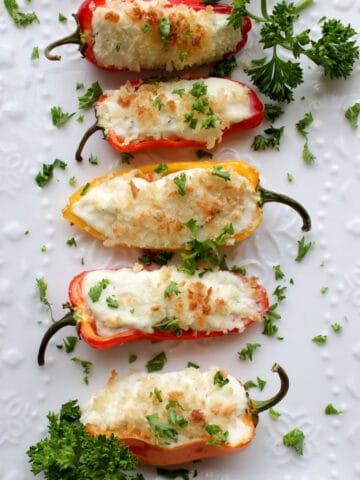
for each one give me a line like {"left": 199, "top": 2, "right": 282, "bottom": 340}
{"left": 37, "top": 266, "right": 269, "bottom": 365}
{"left": 75, "top": 77, "right": 264, "bottom": 159}
{"left": 44, "top": 0, "right": 251, "bottom": 71}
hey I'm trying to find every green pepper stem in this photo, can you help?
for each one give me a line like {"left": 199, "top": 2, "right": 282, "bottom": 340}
{"left": 38, "top": 312, "right": 77, "bottom": 366}
{"left": 76, "top": 122, "right": 101, "bottom": 162}
{"left": 251, "top": 363, "right": 289, "bottom": 414}
{"left": 44, "top": 27, "right": 81, "bottom": 61}
{"left": 259, "top": 186, "right": 311, "bottom": 232}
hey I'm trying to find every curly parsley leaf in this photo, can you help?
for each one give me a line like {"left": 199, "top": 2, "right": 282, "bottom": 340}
{"left": 173, "top": 172, "right": 187, "bottom": 196}
{"left": 283, "top": 428, "right": 305, "bottom": 455}
{"left": 251, "top": 125, "right": 284, "bottom": 151}
{"left": 5, "top": 0, "right": 39, "bottom": 26}
{"left": 295, "top": 236, "right": 314, "bottom": 262}
{"left": 71, "top": 357, "right": 92, "bottom": 384}
{"left": 214, "top": 371, "right": 229, "bottom": 388}
{"left": 264, "top": 104, "right": 284, "bottom": 123}
{"left": 269, "top": 407, "right": 281, "bottom": 420}
{"left": 78, "top": 81, "right": 102, "bottom": 109}
{"left": 210, "top": 55, "right": 237, "bottom": 78}
{"left": 164, "top": 282, "right": 181, "bottom": 298}
{"left": 35, "top": 159, "right": 67, "bottom": 188}
{"left": 88, "top": 279, "right": 110, "bottom": 303}
{"left": 27, "top": 400, "right": 140, "bottom": 478}
{"left": 238, "top": 342, "right": 261, "bottom": 361}
{"left": 345, "top": 102, "right": 360, "bottom": 129}
{"left": 36, "top": 277, "right": 53, "bottom": 319}
{"left": 146, "top": 352, "right": 167, "bottom": 372}
{"left": 51, "top": 106, "right": 75, "bottom": 127}
{"left": 324, "top": 403, "right": 342, "bottom": 415}
{"left": 138, "top": 250, "right": 173, "bottom": 266}
{"left": 262, "top": 303, "right": 281, "bottom": 336}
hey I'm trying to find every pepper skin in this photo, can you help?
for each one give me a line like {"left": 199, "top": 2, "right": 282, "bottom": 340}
{"left": 44, "top": 0, "right": 251, "bottom": 71}
{"left": 82, "top": 364, "right": 289, "bottom": 465}
{"left": 37, "top": 266, "right": 269, "bottom": 365}
{"left": 75, "top": 77, "right": 264, "bottom": 159}
{"left": 62, "top": 161, "right": 311, "bottom": 250}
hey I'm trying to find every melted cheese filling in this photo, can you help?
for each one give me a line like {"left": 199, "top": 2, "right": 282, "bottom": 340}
{"left": 97, "top": 78, "right": 251, "bottom": 148}
{"left": 72, "top": 167, "right": 260, "bottom": 249}
{"left": 81, "top": 266, "right": 264, "bottom": 336}
{"left": 91, "top": 0, "right": 242, "bottom": 71}
{"left": 81, "top": 368, "right": 252, "bottom": 447}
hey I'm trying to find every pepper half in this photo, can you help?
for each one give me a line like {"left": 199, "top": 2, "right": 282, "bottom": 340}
{"left": 62, "top": 161, "right": 311, "bottom": 250}
{"left": 81, "top": 364, "right": 289, "bottom": 465}
{"left": 37, "top": 266, "right": 269, "bottom": 365}
{"left": 75, "top": 77, "right": 264, "bottom": 158}
{"left": 44, "top": 0, "right": 251, "bottom": 72}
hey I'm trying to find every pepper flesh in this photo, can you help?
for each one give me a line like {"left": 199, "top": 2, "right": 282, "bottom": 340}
{"left": 45, "top": 0, "right": 252, "bottom": 71}
{"left": 62, "top": 160, "right": 311, "bottom": 250}
{"left": 37, "top": 266, "right": 269, "bottom": 365}
{"left": 75, "top": 77, "right": 264, "bottom": 158}
{"left": 82, "top": 364, "right": 289, "bottom": 465}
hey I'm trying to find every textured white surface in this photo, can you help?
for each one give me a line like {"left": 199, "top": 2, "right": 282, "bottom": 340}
{"left": 0, "top": 0, "right": 360, "bottom": 478}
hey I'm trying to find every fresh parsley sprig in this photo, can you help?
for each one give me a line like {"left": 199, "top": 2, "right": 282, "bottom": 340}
{"left": 78, "top": 81, "right": 103, "bottom": 109}
{"left": 5, "top": 0, "right": 39, "bottom": 26}
{"left": 227, "top": 0, "right": 359, "bottom": 102}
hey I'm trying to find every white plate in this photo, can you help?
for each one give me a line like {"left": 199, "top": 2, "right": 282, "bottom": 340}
{"left": 1, "top": 1, "right": 360, "bottom": 479}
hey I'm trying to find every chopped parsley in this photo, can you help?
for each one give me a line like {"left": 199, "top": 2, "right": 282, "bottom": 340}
{"left": 320, "top": 286, "right": 328, "bottom": 294}
{"left": 57, "top": 336, "right": 78, "bottom": 354}
{"left": 190, "top": 81, "right": 207, "bottom": 98}
{"left": 251, "top": 126, "right": 284, "bottom": 151}
{"left": 324, "top": 403, "right": 342, "bottom": 415}
{"left": 129, "top": 353, "right": 137, "bottom": 363}
{"left": 66, "top": 237, "right": 77, "bottom": 247}
{"left": 172, "top": 88, "right": 186, "bottom": 97}
{"left": 331, "top": 323, "right": 342, "bottom": 333}
{"left": 204, "top": 424, "right": 228, "bottom": 446}
{"left": 154, "top": 163, "right": 168, "bottom": 174}
{"left": 245, "top": 377, "right": 266, "bottom": 391}
{"left": 78, "top": 81, "right": 103, "bottom": 109}
{"left": 213, "top": 371, "right": 229, "bottom": 388}
{"left": 178, "top": 237, "right": 223, "bottom": 276}
{"left": 31, "top": 46, "right": 39, "bottom": 59}
{"left": 269, "top": 407, "right": 281, "bottom": 420}
{"left": 159, "top": 17, "right": 171, "bottom": 48}
{"left": 153, "top": 97, "right": 165, "bottom": 110}
{"left": 146, "top": 352, "right": 167, "bottom": 372}
{"left": 192, "top": 98, "right": 209, "bottom": 114}
{"left": 69, "top": 176, "right": 77, "bottom": 186}
{"left": 142, "top": 24, "right": 151, "bottom": 33}
{"left": 88, "top": 279, "right": 109, "bottom": 303}
{"left": 36, "top": 277, "right": 53, "bottom": 318}
{"left": 153, "top": 317, "right": 180, "bottom": 334}
{"left": 296, "top": 112, "right": 315, "bottom": 164}
{"left": 215, "top": 223, "right": 234, "bottom": 244}
{"left": 138, "top": 250, "right": 173, "bottom": 266}
{"left": 80, "top": 182, "right": 91, "bottom": 196}
{"left": 183, "top": 218, "right": 200, "bottom": 232}
{"left": 164, "top": 281, "right": 181, "bottom": 298}
{"left": 201, "top": 113, "right": 218, "bottom": 129}
{"left": 77, "top": 115, "right": 84, "bottom": 123}
{"left": 345, "top": 102, "right": 360, "bottom": 128}
{"left": 212, "top": 164, "right": 231, "bottom": 181}
{"left": 273, "top": 285, "right": 287, "bottom": 302}
{"left": 187, "top": 361, "right": 199, "bottom": 369}
{"left": 51, "top": 106, "right": 75, "bottom": 127}
{"left": 262, "top": 303, "right": 281, "bottom": 336}
{"left": 4, "top": 0, "right": 39, "bottom": 26}
{"left": 88, "top": 154, "right": 98, "bottom": 165}
{"left": 238, "top": 342, "right": 261, "bottom": 361}
{"left": 287, "top": 172, "right": 294, "bottom": 182}
{"left": 273, "top": 264, "right": 285, "bottom": 280}
{"left": 58, "top": 13, "right": 67, "bottom": 22}
{"left": 106, "top": 296, "right": 119, "bottom": 309}
{"left": 295, "top": 236, "right": 314, "bottom": 262}
{"left": 35, "top": 159, "right": 67, "bottom": 188}
{"left": 312, "top": 334, "right": 327, "bottom": 345}
{"left": 146, "top": 413, "right": 178, "bottom": 444}
{"left": 184, "top": 112, "right": 198, "bottom": 129}
{"left": 283, "top": 428, "right": 305, "bottom": 455}
{"left": 264, "top": 104, "right": 284, "bottom": 123}
{"left": 210, "top": 55, "right": 237, "bottom": 78}
{"left": 41, "top": 245, "right": 46, "bottom": 252}
{"left": 71, "top": 357, "right": 92, "bottom": 384}
{"left": 173, "top": 172, "right": 187, "bottom": 196}
{"left": 76, "top": 82, "right": 84, "bottom": 90}
{"left": 179, "top": 51, "right": 188, "bottom": 62}
{"left": 153, "top": 388, "right": 163, "bottom": 403}
{"left": 156, "top": 468, "right": 190, "bottom": 479}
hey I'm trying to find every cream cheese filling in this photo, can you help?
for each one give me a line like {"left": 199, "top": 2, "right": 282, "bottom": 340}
{"left": 72, "top": 167, "right": 260, "bottom": 249}
{"left": 81, "top": 367, "right": 252, "bottom": 447}
{"left": 81, "top": 266, "right": 264, "bottom": 336}
{"left": 96, "top": 78, "right": 251, "bottom": 149}
{"left": 91, "top": 0, "right": 242, "bottom": 71}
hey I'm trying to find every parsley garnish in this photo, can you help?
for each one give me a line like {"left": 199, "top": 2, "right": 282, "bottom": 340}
{"left": 164, "top": 281, "right": 181, "bottom": 298}
{"left": 214, "top": 371, "right": 229, "bottom": 388}
{"left": 246, "top": 376, "right": 267, "bottom": 391}
{"left": 120, "top": 152, "right": 134, "bottom": 164}
{"left": 204, "top": 424, "right": 228, "bottom": 446}
{"left": 66, "top": 237, "right": 77, "bottom": 247}
{"left": 173, "top": 172, "right": 187, "bottom": 196}
{"left": 183, "top": 218, "right": 200, "bottom": 232}
{"left": 283, "top": 428, "right": 305, "bottom": 455}
{"left": 26, "top": 400, "right": 139, "bottom": 478}
{"left": 146, "top": 413, "right": 178, "bottom": 444}
{"left": 129, "top": 353, "right": 137, "bottom": 363}
{"left": 77, "top": 115, "right": 84, "bottom": 123}
{"left": 238, "top": 342, "right": 261, "bottom": 361}
{"left": 273, "top": 264, "right": 285, "bottom": 280}
{"left": 262, "top": 303, "right": 281, "bottom": 336}
{"left": 153, "top": 97, "right": 165, "bottom": 110}
{"left": 184, "top": 112, "right": 198, "bottom": 129}
{"left": 172, "top": 88, "right": 186, "bottom": 97}
{"left": 212, "top": 165, "right": 231, "bottom": 181}
{"left": 36, "top": 277, "right": 53, "bottom": 318}
{"left": 296, "top": 112, "right": 315, "bottom": 164}
{"left": 57, "top": 336, "right": 78, "bottom": 354}
{"left": 252, "top": 126, "right": 284, "bottom": 151}
{"left": 345, "top": 102, "right": 360, "bottom": 128}
{"left": 78, "top": 81, "right": 102, "bottom": 109}
{"left": 331, "top": 323, "right": 342, "bottom": 333}
{"left": 228, "top": 1, "right": 359, "bottom": 102}
{"left": 142, "top": 24, "right": 151, "bottom": 33}
{"left": 80, "top": 182, "right": 91, "bottom": 196}
{"left": 51, "top": 106, "right": 75, "bottom": 127}
{"left": 88, "top": 279, "right": 109, "bottom": 303}
{"left": 210, "top": 55, "right": 237, "bottom": 78}
{"left": 146, "top": 352, "right": 167, "bottom": 372}
{"left": 269, "top": 407, "right": 281, "bottom": 420}
{"left": 320, "top": 286, "right": 328, "bottom": 294}
{"left": 273, "top": 285, "right": 287, "bottom": 302}
{"left": 88, "top": 154, "right": 98, "bottom": 165}
{"left": 159, "top": 17, "right": 171, "bottom": 48}
{"left": 154, "top": 163, "right": 168, "bottom": 174}
{"left": 216, "top": 223, "right": 234, "bottom": 244}
{"left": 4, "top": 0, "right": 39, "bottom": 26}
{"left": 312, "top": 334, "right": 327, "bottom": 345}
{"left": 58, "top": 13, "right": 67, "bottom": 22}
{"left": 31, "top": 46, "right": 39, "bottom": 59}
{"left": 156, "top": 468, "right": 190, "bottom": 479}
{"left": 106, "top": 296, "right": 119, "bottom": 309}
{"left": 264, "top": 104, "right": 284, "bottom": 123}
{"left": 35, "top": 159, "right": 67, "bottom": 187}
{"left": 295, "top": 236, "right": 314, "bottom": 261}
{"left": 71, "top": 357, "right": 92, "bottom": 384}
{"left": 287, "top": 172, "right": 293, "bottom": 182}
{"left": 76, "top": 82, "right": 84, "bottom": 90}
{"left": 324, "top": 403, "right": 342, "bottom": 415}
{"left": 153, "top": 317, "right": 180, "bottom": 333}
{"left": 187, "top": 361, "right": 199, "bottom": 369}
{"left": 153, "top": 388, "right": 163, "bottom": 403}
{"left": 69, "top": 176, "right": 77, "bottom": 186}
{"left": 179, "top": 51, "right": 188, "bottom": 62}
{"left": 138, "top": 250, "right": 173, "bottom": 266}
{"left": 190, "top": 81, "right": 207, "bottom": 98}
{"left": 178, "top": 238, "right": 223, "bottom": 276}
